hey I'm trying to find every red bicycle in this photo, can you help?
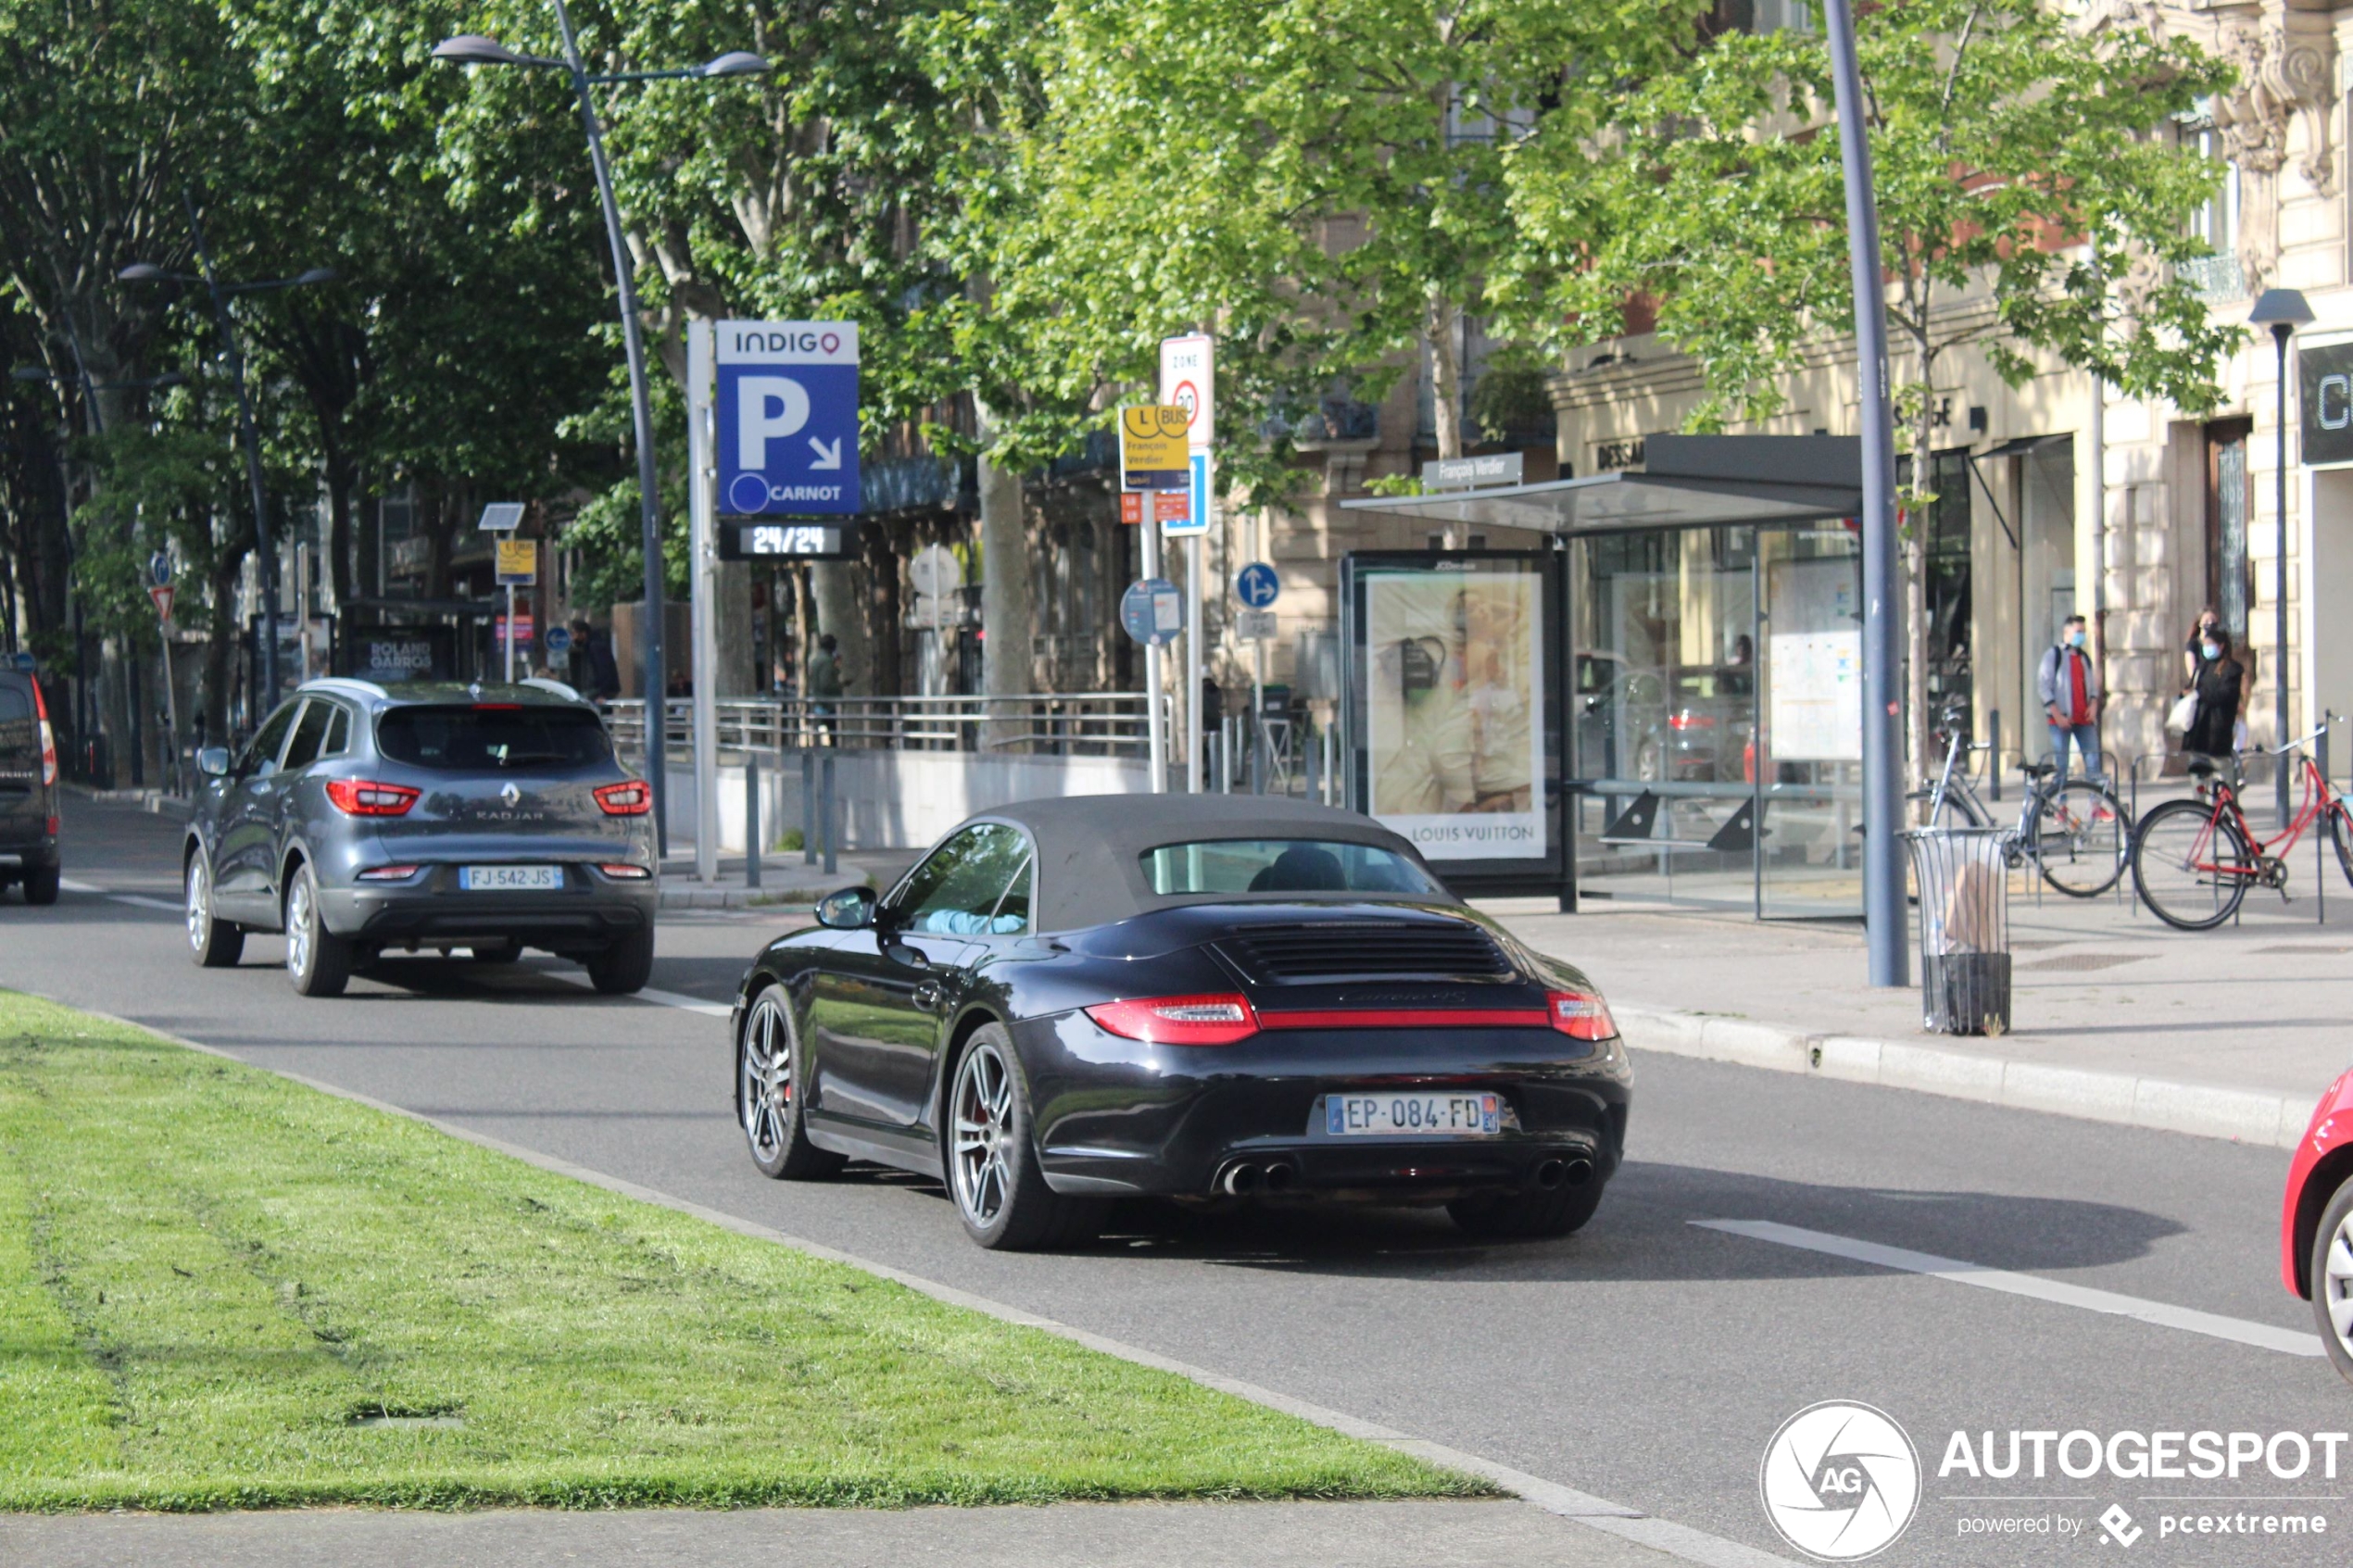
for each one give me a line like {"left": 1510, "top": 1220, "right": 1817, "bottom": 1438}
{"left": 2131, "top": 726, "right": 2353, "bottom": 930}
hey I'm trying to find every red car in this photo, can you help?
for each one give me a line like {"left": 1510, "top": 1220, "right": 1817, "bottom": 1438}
{"left": 2283, "top": 1072, "right": 2353, "bottom": 1379}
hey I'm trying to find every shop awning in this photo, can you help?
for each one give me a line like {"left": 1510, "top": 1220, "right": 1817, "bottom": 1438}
{"left": 1340, "top": 434, "right": 1862, "bottom": 534}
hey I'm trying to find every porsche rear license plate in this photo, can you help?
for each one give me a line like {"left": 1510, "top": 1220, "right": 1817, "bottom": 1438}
{"left": 459, "top": 864, "right": 561, "bottom": 892}
{"left": 1327, "top": 1093, "right": 1501, "bottom": 1136}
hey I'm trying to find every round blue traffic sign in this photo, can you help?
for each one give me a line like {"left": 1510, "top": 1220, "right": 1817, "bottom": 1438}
{"left": 544, "top": 625, "right": 573, "bottom": 657}
{"left": 7, "top": 651, "right": 33, "bottom": 672}
{"left": 1235, "top": 561, "right": 1279, "bottom": 608}
{"left": 1120, "top": 578, "right": 1185, "bottom": 646}
{"left": 148, "top": 551, "right": 173, "bottom": 588}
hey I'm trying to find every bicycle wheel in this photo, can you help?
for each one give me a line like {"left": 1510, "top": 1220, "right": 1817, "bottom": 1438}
{"left": 2333, "top": 801, "right": 2353, "bottom": 891}
{"left": 2132, "top": 797, "right": 2254, "bottom": 931}
{"left": 1907, "top": 785, "right": 1990, "bottom": 829}
{"left": 2033, "top": 780, "right": 2128, "bottom": 897}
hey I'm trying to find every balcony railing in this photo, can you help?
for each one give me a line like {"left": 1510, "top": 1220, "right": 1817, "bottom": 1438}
{"left": 2177, "top": 251, "right": 2245, "bottom": 303}
{"left": 606, "top": 692, "right": 1157, "bottom": 759}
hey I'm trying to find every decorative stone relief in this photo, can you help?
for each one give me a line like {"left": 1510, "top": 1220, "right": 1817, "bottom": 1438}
{"left": 2207, "top": 8, "right": 2337, "bottom": 292}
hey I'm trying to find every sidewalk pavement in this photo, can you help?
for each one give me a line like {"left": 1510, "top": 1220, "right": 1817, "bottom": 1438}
{"left": 0, "top": 1499, "right": 1692, "bottom": 1568}
{"left": 654, "top": 847, "right": 919, "bottom": 909}
{"left": 1488, "top": 884, "right": 2353, "bottom": 1151}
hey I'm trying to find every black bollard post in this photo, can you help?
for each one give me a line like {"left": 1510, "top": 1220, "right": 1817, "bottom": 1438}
{"left": 822, "top": 753, "right": 837, "bottom": 876}
{"left": 746, "top": 753, "right": 762, "bottom": 892}
{"left": 802, "top": 750, "right": 816, "bottom": 866}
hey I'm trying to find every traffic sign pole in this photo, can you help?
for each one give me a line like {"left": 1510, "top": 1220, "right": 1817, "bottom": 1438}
{"left": 1143, "top": 509, "right": 1166, "bottom": 793}
{"left": 689, "top": 320, "right": 720, "bottom": 884}
{"left": 1161, "top": 336, "right": 1214, "bottom": 796}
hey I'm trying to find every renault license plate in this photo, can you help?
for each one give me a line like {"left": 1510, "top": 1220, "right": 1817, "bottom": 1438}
{"left": 459, "top": 865, "right": 562, "bottom": 892}
{"left": 1327, "top": 1093, "right": 1501, "bottom": 1136}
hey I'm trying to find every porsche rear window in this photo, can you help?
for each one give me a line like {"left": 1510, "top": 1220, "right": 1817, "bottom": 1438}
{"left": 376, "top": 707, "right": 612, "bottom": 771}
{"left": 1139, "top": 840, "right": 1442, "bottom": 897}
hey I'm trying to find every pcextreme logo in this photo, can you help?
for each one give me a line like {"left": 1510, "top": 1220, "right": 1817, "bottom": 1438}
{"left": 1760, "top": 1400, "right": 1922, "bottom": 1562}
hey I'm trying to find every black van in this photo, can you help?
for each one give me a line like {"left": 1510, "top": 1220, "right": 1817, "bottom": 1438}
{"left": 0, "top": 669, "right": 60, "bottom": 904}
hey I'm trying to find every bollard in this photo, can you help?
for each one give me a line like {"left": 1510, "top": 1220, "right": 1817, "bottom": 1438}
{"left": 746, "top": 753, "right": 762, "bottom": 892}
{"left": 802, "top": 751, "right": 816, "bottom": 866}
{"left": 2320, "top": 721, "right": 2332, "bottom": 925}
{"left": 1988, "top": 709, "right": 2001, "bottom": 804}
{"left": 1303, "top": 724, "right": 1320, "bottom": 802}
{"left": 821, "top": 753, "right": 837, "bottom": 876}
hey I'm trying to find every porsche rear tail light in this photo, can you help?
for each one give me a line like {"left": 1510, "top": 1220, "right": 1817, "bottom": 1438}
{"left": 596, "top": 780, "right": 651, "bottom": 816}
{"left": 1545, "top": 989, "right": 1617, "bottom": 1042}
{"left": 1667, "top": 712, "right": 1716, "bottom": 731}
{"left": 31, "top": 679, "right": 55, "bottom": 786}
{"left": 326, "top": 778, "right": 422, "bottom": 817}
{"left": 1084, "top": 994, "right": 1260, "bottom": 1046}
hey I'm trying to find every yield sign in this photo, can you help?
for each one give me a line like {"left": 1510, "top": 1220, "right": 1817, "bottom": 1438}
{"left": 148, "top": 583, "right": 176, "bottom": 623}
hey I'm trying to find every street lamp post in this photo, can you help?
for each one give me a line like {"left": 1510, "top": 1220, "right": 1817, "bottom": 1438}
{"left": 2248, "top": 287, "right": 2314, "bottom": 830}
{"left": 120, "top": 202, "right": 334, "bottom": 710}
{"left": 1822, "top": 0, "right": 1907, "bottom": 988}
{"left": 434, "top": 13, "right": 766, "bottom": 854}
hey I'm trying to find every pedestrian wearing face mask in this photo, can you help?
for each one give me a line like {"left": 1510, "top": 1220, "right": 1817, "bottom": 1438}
{"left": 2182, "top": 623, "right": 2247, "bottom": 760}
{"left": 2037, "top": 614, "right": 2105, "bottom": 782}
{"left": 2186, "top": 608, "right": 2221, "bottom": 684}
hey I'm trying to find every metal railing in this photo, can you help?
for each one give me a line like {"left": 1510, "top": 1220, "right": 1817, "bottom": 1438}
{"left": 605, "top": 692, "right": 1155, "bottom": 759}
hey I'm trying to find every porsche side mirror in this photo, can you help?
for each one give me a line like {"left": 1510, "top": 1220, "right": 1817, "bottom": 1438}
{"left": 196, "top": 746, "right": 231, "bottom": 779}
{"left": 815, "top": 884, "right": 876, "bottom": 930}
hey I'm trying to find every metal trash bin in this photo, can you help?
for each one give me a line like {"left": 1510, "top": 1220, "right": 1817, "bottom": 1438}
{"left": 1904, "top": 827, "right": 2012, "bottom": 1036}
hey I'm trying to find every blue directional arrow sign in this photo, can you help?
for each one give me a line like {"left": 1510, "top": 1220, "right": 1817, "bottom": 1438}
{"left": 716, "top": 320, "right": 861, "bottom": 517}
{"left": 1235, "top": 561, "right": 1279, "bottom": 608}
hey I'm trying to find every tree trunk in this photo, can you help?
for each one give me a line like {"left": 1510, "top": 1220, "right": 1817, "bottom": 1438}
{"left": 1427, "top": 294, "right": 1466, "bottom": 462}
{"left": 976, "top": 399, "right": 1031, "bottom": 750}
{"left": 1906, "top": 395, "right": 1936, "bottom": 811}
{"left": 810, "top": 563, "right": 869, "bottom": 701}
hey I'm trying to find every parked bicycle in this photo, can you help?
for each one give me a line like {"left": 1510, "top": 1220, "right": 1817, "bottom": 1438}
{"left": 1912, "top": 729, "right": 2131, "bottom": 897}
{"left": 2131, "top": 726, "right": 2353, "bottom": 930}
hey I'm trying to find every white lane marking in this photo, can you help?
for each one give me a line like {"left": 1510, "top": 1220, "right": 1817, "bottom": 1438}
{"left": 1695, "top": 1219, "right": 2323, "bottom": 1359}
{"left": 35, "top": 988, "right": 1801, "bottom": 1568}
{"left": 540, "top": 967, "right": 732, "bottom": 1019}
{"left": 112, "top": 895, "right": 183, "bottom": 913}
{"left": 59, "top": 878, "right": 107, "bottom": 894}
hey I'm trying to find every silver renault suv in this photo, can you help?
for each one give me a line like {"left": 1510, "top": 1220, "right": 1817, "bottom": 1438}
{"left": 184, "top": 678, "right": 659, "bottom": 997}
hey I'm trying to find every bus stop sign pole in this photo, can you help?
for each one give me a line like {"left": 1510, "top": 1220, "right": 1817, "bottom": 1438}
{"left": 1825, "top": 0, "right": 1908, "bottom": 988}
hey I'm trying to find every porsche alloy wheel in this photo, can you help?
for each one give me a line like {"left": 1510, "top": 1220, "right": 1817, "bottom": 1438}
{"left": 946, "top": 1024, "right": 1102, "bottom": 1251}
{"left": 738, "top": 987, "right": 841, "bottom": 1181}
{"left": 2312, "top": 1176, "right": 2353, "bottom": 1384}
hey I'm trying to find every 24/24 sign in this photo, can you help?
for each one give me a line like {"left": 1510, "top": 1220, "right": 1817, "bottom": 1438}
{"left": 716, "top": 320, "right": 861, "bottom": 517}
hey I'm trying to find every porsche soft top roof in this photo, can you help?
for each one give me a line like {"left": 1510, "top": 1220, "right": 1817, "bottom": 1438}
{"left": 953, "top": 793, "right": 1436, "bottom": 932}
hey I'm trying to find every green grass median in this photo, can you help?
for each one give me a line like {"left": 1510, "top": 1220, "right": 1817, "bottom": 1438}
{"left": 0, "top": 990, "right": 1478, "bottom": 1512}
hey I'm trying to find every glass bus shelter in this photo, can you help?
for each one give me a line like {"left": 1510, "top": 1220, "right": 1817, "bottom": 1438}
{"left": 1340, "top": 435, "right": 1866, "bottom": 919}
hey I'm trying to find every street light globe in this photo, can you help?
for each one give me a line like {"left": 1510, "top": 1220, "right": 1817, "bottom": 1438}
{"left": 433, "top": 34, "right": 523, "bottom": 66}
{"left": 119, "top": 262, "right": 172, "bottom": 283}
{"left": 293, "top": 268, "right": 339, "bottom": 287}
{"left": 701, "top": 51, "right": 769, "bottom": 78}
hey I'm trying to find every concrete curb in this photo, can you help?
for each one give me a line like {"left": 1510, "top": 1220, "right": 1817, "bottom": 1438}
{"left": 656, "top": 874, "right": 871, "bottom": 910}
{"left": 1616, "top": 1004, "right": 2316, "bottom": 1151}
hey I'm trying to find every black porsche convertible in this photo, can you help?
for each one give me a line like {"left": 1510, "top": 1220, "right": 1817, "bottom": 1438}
{"left": 729, "top": 794, "right": 1631, "bottom": 1249}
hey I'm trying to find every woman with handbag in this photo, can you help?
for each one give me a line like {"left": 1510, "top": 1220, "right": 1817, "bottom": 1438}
{"left": 2180, "top": 624, "right": 2247, "bottom": 759}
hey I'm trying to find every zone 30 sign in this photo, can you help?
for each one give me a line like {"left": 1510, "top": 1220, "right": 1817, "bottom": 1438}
{"left": 717, "top": 320, "right": 862, "bottom": 517}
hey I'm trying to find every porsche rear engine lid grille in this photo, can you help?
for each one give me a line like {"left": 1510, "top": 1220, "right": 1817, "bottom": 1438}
{"left": 1218, "top": 922, "right": 1515, "bottom": 984}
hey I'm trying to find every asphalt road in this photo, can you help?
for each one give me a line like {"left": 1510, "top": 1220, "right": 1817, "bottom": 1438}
{"left": 6, "top": 798, "right": 2347, "bottom": 1568}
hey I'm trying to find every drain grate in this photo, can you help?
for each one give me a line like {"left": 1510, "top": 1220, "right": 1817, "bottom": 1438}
{"left": 2017, "top": 952, "right": 2148, "bottom": 972}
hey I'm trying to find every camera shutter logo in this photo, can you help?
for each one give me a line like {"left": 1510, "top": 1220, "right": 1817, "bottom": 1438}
{"left": 1759, "top": 1401, "right": 1920, "bottom": 1561}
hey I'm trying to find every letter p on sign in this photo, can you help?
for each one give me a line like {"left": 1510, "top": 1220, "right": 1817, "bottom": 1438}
{"left": 737, "top": 377, "right": 812, "bottom": 467}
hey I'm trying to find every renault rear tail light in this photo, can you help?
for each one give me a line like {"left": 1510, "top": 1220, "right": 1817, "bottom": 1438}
{"left": 325, "top": 779, "right": 422, "bottom": 817}
{"left": 598, "top": 863, "right": 651, "bottom": 880}
{"left": 1545, "top": 990, "right": 1618, "bottom": 1042}
{"left": 1084, "top": 994, "right": 1260, "bottom": 1046}
{"left": 595, "top": 780, "right": 651, "bottom": 816}
{"left": 31, "top": 678, "right": 55, "bottom": 786}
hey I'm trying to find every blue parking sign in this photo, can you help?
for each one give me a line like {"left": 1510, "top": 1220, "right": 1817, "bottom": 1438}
{"left": 716, "top": 321, "right": 861, "bottom": 517}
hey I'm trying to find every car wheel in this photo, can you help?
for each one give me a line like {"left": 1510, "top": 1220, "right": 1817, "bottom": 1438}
{"left": 585, "top": 926, "right": 654, "bottom": 994}
{"left": 1448, "top": 1175, "right": 1606, "bottom": 1240}
{"left": 2309, "top": 1174, "right": 2353, "bottom": 1384}
{"left": 283, "top": 862, "right": 352, "bottom": 997}
{"left": 185, "top": 849, "right": 245, "bottom": 969}
{"left": 737, "top": 986, "right": 844, "bottom": 1181}
{"left": 947, "top": 1024, "right": 1103, "bottom": 1250}
{"left": 21, "top": 861, "right": 59, "bottom": 907}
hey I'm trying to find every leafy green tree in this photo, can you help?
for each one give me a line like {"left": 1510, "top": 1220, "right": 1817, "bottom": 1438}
{"left": 1506, "top": 0, "right": 2237, "bottom": 785}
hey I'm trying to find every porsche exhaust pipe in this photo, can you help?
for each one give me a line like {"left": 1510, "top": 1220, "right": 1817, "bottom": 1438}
{"left": 1533, "top": 1159, "right": 1567, "bottom": 1190}
{"left": 1261, "top": 1160, "right": 1297, "bottom": 1195}
{"left": 1219, "top": 1162, "right": 1261, "bottom": 1197}
{"left": 1563, "top": 1157, "right": 1594, "bottom": 1187}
